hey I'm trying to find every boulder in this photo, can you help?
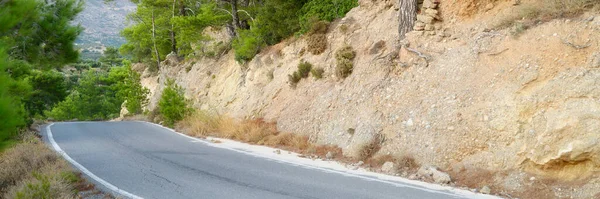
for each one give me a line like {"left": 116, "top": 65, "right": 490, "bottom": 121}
{"left": 416, "top": 166, "right": 452, "bottom": 184}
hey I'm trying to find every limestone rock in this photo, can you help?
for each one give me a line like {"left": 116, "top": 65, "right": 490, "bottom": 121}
{"left": 424, "top": 9, "right": 438, "bottom": 18}
{"left": 417, "top": 15, "right": 434, "bottom": 24}
{"left": 422, "top": 0, "right": 438, "bottom": 9}
{"left": 381, "top": 161, "right": 396, "bottom": 174}
{"left": 326, "top": 151, "right": 334, "bottom": 159}
{"left": 480, "top": 186, "right": 491, "bottom": 194}
{"left": 417, "top": 166, "right": 451, "bottom": 184}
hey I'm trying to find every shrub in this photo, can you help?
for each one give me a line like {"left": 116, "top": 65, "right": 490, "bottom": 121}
{"left": 335, "top": 45, "right": 356, "bottom": 79}
{"left": 297, "top": 61, "right": 313, "bottom": 78}
{"left": 288, "top": 72, "right": 302, "bottom": 87}
{"left": 311, "top": 67, "right": 325, "bottom": 79}
{"left": 307, "top": 33, "right": 328, "bottom": 55}
{"left": 288, "top": 61, "right": 313, "bottom": 87}
{"left": 233, "top": 29, "right": 264, "bottom": 63}
{"left": 158, "top": 79, "right": 192, "bottom": 127}
{"left": 299, "top": 0, "right": 358, "bottom": 33}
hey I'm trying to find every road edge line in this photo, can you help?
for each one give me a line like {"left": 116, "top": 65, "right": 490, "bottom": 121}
{"left": 140, "top": 121, "right": 497, "bottom": 199}
{"left": 46, "top": 123, "right": 143, "bottom": 199}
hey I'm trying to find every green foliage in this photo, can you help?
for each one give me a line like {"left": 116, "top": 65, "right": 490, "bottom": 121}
{"left": 288, "top": 61, "right": 313, "bottom": 87}
{"left": 0, "top": 48, "right": 26, "bottom": 143}
{"left": 1, "top": 0, "right": 83, "bottom": 69}
{"left": 47, "top": 61, "right": 148, "bottom": 121}
{"left": 335, "top": 45, "right": 356, "bottom": 79}
{"left": 23, "top": 71, "right": 69, "bottom": 118}
{"left": 299, "top": 0, "right": 358, "bottom": 34}
{"left": 98, "top": 47, "right": 123, "bottom": 67}
{"left": 172, "top": 3, "right": 230, "bottom": 57}
{"left": 158, "top": 79, "right": 191, "bottom": 127}
{"left": 311, "top": 67, "right": 325, "bottom": 79}
{"left": 288, "top": 72, "right": 302, "bottom": 88}
{"left": 233, "top": 29, "right": 264, "bottom": 62}
{"left": 297, "top": 62, "right": 313, "bottom": 78}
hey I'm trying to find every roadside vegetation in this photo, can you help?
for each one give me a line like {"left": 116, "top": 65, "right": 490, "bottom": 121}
{"left": 0, "top": 131, "right": 110, "bottom": 199}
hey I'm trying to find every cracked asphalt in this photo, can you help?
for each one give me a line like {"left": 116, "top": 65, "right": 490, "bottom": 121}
{"left": 43, "top": 121, "right": 479, "bottom": 199}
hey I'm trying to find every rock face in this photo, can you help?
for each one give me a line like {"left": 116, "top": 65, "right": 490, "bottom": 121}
{"left": 140, "top": 0, "right": 600, "bottom": 191}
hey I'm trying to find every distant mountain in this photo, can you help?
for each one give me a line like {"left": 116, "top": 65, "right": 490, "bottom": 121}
{"left": 74, "top": 0, "right": 136, "bottom": 59}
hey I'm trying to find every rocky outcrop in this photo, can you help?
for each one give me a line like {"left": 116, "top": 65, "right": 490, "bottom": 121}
{"left": 140, "top": 0, "right": 600, "bottom": 195}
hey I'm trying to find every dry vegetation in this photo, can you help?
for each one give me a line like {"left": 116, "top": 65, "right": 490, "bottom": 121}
{"left": 176, "top": 111, "right": 426, "bottom": 169}
{"left": 335, "top": 45, "right": 356, "bottom": 79}
{"left": 494, "top": 0, "right": 600, "bottom": 36}
{"left": 0, "top": 131, "right": 108, "bottom": 199}
{"left": 176, "top": 111, "right": 348, "bottom": 160}
{"left": 306, "top": 21, "right": 329, "bottom": 55}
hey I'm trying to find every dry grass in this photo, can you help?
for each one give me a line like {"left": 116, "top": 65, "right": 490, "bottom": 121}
{"left": 307, "top": 34, "right": 328, "bottom": 55}
{"left": 0, "top": 132, "right": 106, "bottom": 199}
{"left": 356, "top": 134, "right": 383, "bottom": 161}
{"left": 176, "top": 111, "right": 348, "bottom": 161}
{"left": 494, "top": 0, "right": 600, "bottom": 33}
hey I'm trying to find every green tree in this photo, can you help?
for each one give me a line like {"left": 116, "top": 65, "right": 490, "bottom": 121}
{"left": 47, "top": 61, "right": 149, "bottom": 121}
{"left": 99, "top": 47, "right": 124, "bottom": 67}
{"left": 1, "top": 0, "right": 83, "bottom": 70}
{"left": 158, "top": 79, "right": 191, "bottom": 127}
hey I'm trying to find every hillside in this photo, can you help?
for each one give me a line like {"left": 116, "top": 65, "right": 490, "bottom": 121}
{"left": 74, "top": 0, "right": 135, "bottom": 59}
{"left": 134, "top": 0, "right": 600, "bottom": 198}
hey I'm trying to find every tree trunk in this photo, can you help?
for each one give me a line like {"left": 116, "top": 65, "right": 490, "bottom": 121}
{"left": 151, "top": 10, "right": 161, "bottom": 70}
{"left": 170, "top": 0, "right": 177, "bottom": 54}
{"left": 398, "top": 0, "right": 418, "bottom": 39}
{"left": 231, "top": 0, "right": 240, "bottom": 36}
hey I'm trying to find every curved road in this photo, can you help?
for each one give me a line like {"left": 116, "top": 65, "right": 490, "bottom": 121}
{"left": 43, "top": 122, "right": 493, "bottom": 199}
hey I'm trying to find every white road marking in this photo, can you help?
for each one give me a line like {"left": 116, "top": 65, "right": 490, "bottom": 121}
{"left": 46, "top": 123, "right": 144, "bottom": 199}
{"left": 142, "top": 121, "right": 498, "bottom": 199}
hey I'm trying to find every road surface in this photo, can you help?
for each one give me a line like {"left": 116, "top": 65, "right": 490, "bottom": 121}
{"left": 43, "top": 121, "right": 492, "bottom": 199}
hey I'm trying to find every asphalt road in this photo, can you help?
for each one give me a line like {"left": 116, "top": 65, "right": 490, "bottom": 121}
{"left": 43, "top": 121, "right": 489, "bottom": 199}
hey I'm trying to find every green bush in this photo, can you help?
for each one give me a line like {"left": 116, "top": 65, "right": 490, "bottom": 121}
{"left": 335, "top": 45, "right": 356, "bottom": 79}
{"left": 297, "top": 62, "right": 313, "bottom": 78}
{"left": 158, "top": 79, "right": 192, "bottom": 127}
{"left": 311, "top": 67, "right": 325, "bottom": 79}
{"left": 299, "top": 0, "right": 358, "bottom": 34}
{"left": 47, "top": 61, "right": 148, "bottom": 121}
{"left": 288, "top": 72, "right": 302, "bottom": 87}
{"left": 233, "top": 29, "right": 264, "bottom": 63}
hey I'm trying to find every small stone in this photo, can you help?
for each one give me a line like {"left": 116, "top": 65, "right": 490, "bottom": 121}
{"left": 530, "top": 177, "right": 536, "bottom": 181}
{"left": 425, "top": 24, "right": 434, "bottom": 31}
{"left": 381, "top": 162, "right": 396, "bottom": 174}
{"left": 512, "top": 0, "right": 521, "bottom": 5}
{"left": 447, "top": 126, "right": 455, "bottom": 131}
{"left": 417, "top": 15, "right": 434, "bottom": 24}
{"left": 274, "top": 149, "right": 281, "bottom": 154}
{"left": 326, "top": 151, "right": 334, "bottom": 159}
{"left": 422, "top": 0, "right": 438, "bottom": 9}
{"left": 480, "top": 186, "right": 491, "bottom": 194}
{"left": 408, "top": 174, "right": 418, "bottom": 180}
{"left": 484, "top": 3, "right": 494, "bottom": 11}
{"left": 425, "top": 9, "right": 438, "bottom": 17}
{"left": 406, "top": 118, "right": 414, "bottom": 127}
{"left": 356, "top": 161, "right": 364, "bottom": 167}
